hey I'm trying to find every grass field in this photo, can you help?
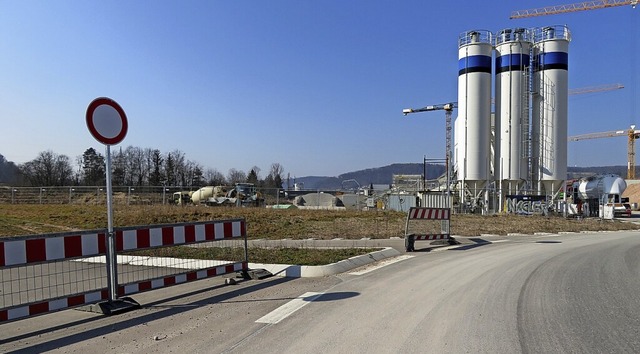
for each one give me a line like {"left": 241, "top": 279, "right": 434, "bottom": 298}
{"left": 1, "top": 204, "right": 638, "bottom": 238}
{"left": 2, "top": 204, "right": 638, "bottom": 265}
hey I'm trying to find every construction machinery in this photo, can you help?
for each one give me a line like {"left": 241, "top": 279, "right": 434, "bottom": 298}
{"left": 510, "top": 0, "right": 637, "bottom": 19}
{"left": 568, "top": 126, "right": 640, "bottom": 179}
{"left": 402, "top": 102, "right": 456, "bottom": 196}
{"left": 172, "top": 183, "right": 264, "bottom": 207}
{"left": 568, "top": 174, "right": 630, "bottom": 217}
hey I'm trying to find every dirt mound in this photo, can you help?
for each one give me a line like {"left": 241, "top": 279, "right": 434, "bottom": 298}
{"left": 623, "top": 182, "right": 640, "bottom": 204}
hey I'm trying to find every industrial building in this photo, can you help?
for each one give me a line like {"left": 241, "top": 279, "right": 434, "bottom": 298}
{"left": 453, "top": 25, "right": 571, "bottom": 214}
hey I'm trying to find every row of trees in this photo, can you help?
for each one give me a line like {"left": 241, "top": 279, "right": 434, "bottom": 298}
{"left": 5, "top": 147, "right": 284, "bottom": 189}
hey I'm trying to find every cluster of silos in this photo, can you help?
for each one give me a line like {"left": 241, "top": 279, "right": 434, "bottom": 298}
{"left": 454, "top": 25, "right": 570, "bottom": 212}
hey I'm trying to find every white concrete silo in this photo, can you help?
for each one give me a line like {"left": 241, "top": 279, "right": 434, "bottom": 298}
{"left": 455, "top": 30, "right": 493, "bottom": 209}
{"left": 532, "top": 25, "right": 570, "bottom": 197}
{"left": 494, "top": 28, "right": 532, "bottom": 207}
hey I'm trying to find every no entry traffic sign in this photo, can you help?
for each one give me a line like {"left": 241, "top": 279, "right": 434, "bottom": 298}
{"left": 86, "top": 97, "right": 128, "bottom": 145}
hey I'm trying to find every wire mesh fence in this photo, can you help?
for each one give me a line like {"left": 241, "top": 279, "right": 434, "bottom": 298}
{"left": 0, "top": 186, "right": 176, "bottom": 205}
{"left": 1, "top": 259, "right": 107, "bottom": 311}
{"left": 0, "top": 219, "right": 248, "bottom": 323}
{"left": 0, "top": 185, "right": 298, "bottom": 206}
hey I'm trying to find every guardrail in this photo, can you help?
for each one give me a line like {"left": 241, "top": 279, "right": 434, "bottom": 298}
{"left": 0, "top": 219, "right": 248, "bottom": 322}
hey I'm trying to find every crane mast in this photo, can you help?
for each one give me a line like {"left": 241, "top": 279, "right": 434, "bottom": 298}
{"left": 511, "top": 0, "right": 637, "bottom": 19}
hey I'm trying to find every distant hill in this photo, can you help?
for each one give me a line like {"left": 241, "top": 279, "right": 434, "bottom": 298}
{"left": 567, "top": 166, "right": 628, "bottom": 179}
{"left": 288, "top": 163, "right": 445, "bottom": 190}
{"left": 288, "top": 164, "right": 630, "bottom": 190}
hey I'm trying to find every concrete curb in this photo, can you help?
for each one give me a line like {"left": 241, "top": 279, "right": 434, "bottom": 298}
{"left": 248, "top": 247, "right": 401, "bottom": 278}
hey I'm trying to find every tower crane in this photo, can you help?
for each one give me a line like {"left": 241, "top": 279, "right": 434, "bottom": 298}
{"left": 568, "top": 125, "right": 640, "bottom": 179}
{"left": 511, "top": 0, "right": 637, "bottom": 19}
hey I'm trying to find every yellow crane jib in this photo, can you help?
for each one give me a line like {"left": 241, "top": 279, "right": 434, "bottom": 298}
{"left": 511, "top": 0, "right": 637, "bottom": 19}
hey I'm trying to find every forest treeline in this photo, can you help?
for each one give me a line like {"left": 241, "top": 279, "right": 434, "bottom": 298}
{"left": 0, "top": 147, "right": 284, "bottom": 189}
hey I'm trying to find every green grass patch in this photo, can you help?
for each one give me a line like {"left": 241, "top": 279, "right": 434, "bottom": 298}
{"left": 127, "top": 246, "right": 382, "bottom": 266}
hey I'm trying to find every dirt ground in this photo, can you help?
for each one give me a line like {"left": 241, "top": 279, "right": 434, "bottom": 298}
{"left": 623, "top": 182, "right": 640, "bottom": 207}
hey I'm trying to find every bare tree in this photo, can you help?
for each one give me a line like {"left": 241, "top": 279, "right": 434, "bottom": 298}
{"left": 205, "top": 168, "right": 226, "bottom": 185}
{"left": 227, "top": 168, "right": 247, "bottom": 185}
{"left": 20, "top": 150, "right": 74, "bottom": 186}
{"left": 124, "top": 146, "right": 146, "bottom": 186}
{"left": 170, "top": 150, "right": 187, "bottom": 186}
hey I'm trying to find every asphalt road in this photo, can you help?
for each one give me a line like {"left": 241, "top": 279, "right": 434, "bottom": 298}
{"left": 2, "top": 231, "right": 640, "bottom": 353}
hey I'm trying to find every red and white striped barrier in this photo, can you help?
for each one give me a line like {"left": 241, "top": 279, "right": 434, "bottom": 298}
{"left": 0, "top": 261, "right": 246, "bottom": 322}
{"left": 120, "top": 262, "right": 245, "bottom": 296}
{"left": 404, "top": 207, "right": 452, "bottom": 251}
{"left": 0, "top": 289, "right": 109, "bottom": 322}
{"left": 116, "top": 219, "right": 245, "bottom": 251}
{"left": 413, "top": 234, "right": 451, "bottom": 241}
{"left": 0, "top": 232, "right": 106, "bottom": 267}
{"left": 0, "top": 219, "right": 248, "bottom": 323}
{"left": 0, "top": 219, "right": 245, "bottom": 267}
{"left": 407, "top": 207, "right": 450, "bottom": 220}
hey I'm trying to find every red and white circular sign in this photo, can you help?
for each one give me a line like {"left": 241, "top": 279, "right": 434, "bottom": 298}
{"left": 86, "top": 97, "right": 128, "bottom": 145}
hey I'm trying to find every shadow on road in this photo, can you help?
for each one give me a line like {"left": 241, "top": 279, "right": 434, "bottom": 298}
{"left": 307, "top": 291, "right": 359, "bottom": 302}
{"left": 1, "top": 276, "right": 296, "bottom": 352}
{"left": 450, "top": 238, "right": 493, "bottom": 251}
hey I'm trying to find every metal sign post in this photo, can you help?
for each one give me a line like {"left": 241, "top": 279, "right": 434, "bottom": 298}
{"left": 86, "top": 97, "right": 138, "bottom": 314}
{"left": 104, "top": 144, "right": 117, "bottom": 301}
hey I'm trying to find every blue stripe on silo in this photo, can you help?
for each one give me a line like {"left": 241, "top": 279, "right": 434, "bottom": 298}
{"left": 535, "top": 52, "right": 568, "bottom": 71}
{"left": 495, "top": 54, "right": 530, "bottom": 74}
{"left": 458, "top": 55, "right": 492, "bottom": 75}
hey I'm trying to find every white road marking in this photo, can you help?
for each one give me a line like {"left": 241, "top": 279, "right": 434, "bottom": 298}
{"left": 348, "top": 255, "right": 415, "bottom": 275}
{"left": 256, "top": 292, "right": 323, "bottom": 324}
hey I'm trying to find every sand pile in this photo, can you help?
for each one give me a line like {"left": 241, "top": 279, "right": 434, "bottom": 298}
{"left": 622, "top": 182, "right": 640, "bottom": 205}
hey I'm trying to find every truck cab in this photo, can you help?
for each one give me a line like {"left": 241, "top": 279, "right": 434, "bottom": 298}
{"left": 172, "top": 191, "right": 192, "bottom": 205}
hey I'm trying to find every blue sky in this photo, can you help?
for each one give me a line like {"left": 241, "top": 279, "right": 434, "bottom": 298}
{"left": 0, "top": 1, "right": 638, "bottom": 177}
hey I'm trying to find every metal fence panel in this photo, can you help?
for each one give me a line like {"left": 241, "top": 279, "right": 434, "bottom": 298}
{"left": 0, "top": 219, "right": 248, "bottom": 323}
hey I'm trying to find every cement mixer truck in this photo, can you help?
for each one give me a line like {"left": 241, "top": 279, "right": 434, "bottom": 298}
{"left": 172, "top": 183, "right": 264, "bottom": 207}
{"left": 569, "top": 174, "right": 630, "bottom": 217}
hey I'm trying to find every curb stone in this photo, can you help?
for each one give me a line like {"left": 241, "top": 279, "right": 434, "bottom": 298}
{"left": 249, "top": 247, "right": 401, "bottom": 278}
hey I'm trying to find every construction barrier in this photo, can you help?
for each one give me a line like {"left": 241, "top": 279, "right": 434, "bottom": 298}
{"left": 404, "top": 207, "right": 451, "bottom": 252}
{"left": 0, "top": 219, "right": 248, "bottom": 323}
